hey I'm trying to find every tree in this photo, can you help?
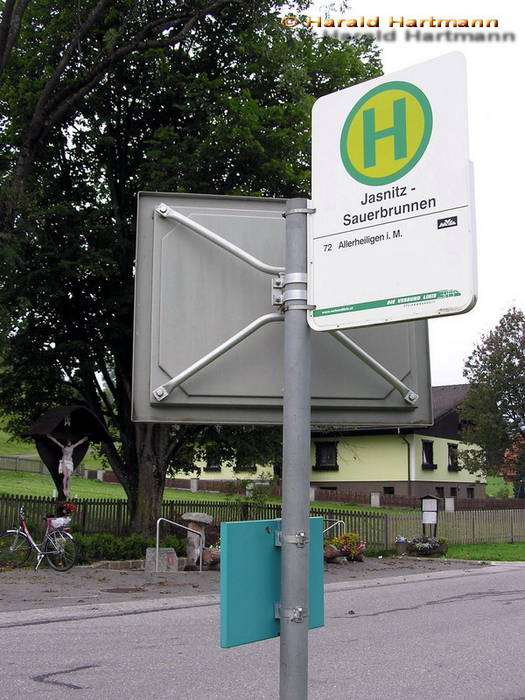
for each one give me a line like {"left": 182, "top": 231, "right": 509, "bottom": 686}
{"left": 460, "top": 308, "right": 525, "bottom": 495}
{"left": 0, "top": 1, "right": 381, "bottom": 532}
{"left": 0, "top": 0, "right": 242, "bottom": 215}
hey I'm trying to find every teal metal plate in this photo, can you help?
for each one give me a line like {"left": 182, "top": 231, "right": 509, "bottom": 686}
{"left": 220, "top": 517, "right": 324, "bottom": 648}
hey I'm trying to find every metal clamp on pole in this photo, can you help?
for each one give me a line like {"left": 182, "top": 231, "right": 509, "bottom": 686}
{"left": 275, "top": 531, "right": 309, "bottom": 548}
{"left": 274, "top": 603, "right": 308, "bottom": 623}
{"left": 282, "top": 208, "right": 316, "bottom": 218}
{"left": 283, "top": 273, "right": 307, "bottom": 285}
{"left": 282, "top": 290, "right": 307, "bottom": 303}
{"left": 281, "top": 266, "right": 308, "bottom": 312}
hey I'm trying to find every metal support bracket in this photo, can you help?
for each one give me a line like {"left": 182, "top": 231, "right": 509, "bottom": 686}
{"left": 156, "top": 203, "right": 285, "bottom": 276}
{"left": 282, "top": 208, "right": 316, "bottom": 218}
{"left": 272, "top": 274, "right": 285, "bottom": 305}
{"left": 329, "top": 330, "right": 419, "bottom": 405}
{"left": 153, "top": 312, "right": 284, "bottom": 401}
{"left": 274, "top": 531, "right": 309, "bottom": 548}
{"left": 274, "top": 603, "right": 308, "bottom": 623}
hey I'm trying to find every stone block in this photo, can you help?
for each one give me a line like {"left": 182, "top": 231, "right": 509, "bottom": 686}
{"left": 181, "top": 512, "right": 213, "bottom": 526}
{"left": 145, "top": 547, "right": 178, "bottom": 573}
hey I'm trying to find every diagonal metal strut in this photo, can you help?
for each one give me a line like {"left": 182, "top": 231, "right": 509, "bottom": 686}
{"left": 156, "top": 203, "right": 285, "bottom": 275}
{"left": 329, "top": 330, "right": 419, "bottom": 405}
{"left": 153, "top": 313, "right": 284, "bottom": 401}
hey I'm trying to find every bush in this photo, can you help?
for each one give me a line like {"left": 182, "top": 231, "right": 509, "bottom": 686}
{"left": 74, "top": 533, "right": 186, "bottom": 564}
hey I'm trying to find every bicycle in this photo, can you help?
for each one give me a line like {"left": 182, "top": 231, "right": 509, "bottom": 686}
{"left": 0, "top": 506, "right": 78, "bottom": 571}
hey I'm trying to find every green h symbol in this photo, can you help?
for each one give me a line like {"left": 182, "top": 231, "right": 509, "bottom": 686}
{"left": 363, "top": 98, "right": 407, "bottom": 168}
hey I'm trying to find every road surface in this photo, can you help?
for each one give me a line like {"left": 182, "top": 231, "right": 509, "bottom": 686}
{"left": 2, "top": 562, "right": 525, "bottom": 699}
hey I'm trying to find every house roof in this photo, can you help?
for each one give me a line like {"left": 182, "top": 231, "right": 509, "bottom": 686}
{"left": 312, "top": 384, "right": 470, "bottom": 436}
{"left": 431, "top": 384, "right": 469, "bottom": 419}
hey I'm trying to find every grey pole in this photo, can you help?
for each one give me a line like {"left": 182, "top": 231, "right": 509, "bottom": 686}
{"left": 280, "top": 198, "right": 311, "bottom": 699}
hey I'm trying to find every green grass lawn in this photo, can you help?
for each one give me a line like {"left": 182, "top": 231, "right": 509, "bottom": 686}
{"left": 0, "top": 428, "right": 35, "bottom": 456}
{"left": 0, "top": 470, "right": 237, "bottom": 501}
{"left": 446, "top": 542, "right": 525, "bottom": 561}
{"left": 0, "top": 426, "right": 106, "bottom": 469}
{"left": 485, "top": 475, "right": 514, "bottom": 498}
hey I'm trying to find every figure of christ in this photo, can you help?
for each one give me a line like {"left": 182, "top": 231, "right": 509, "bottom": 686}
{"left": 46, "top": 434, "right": 89, "bottom": 497}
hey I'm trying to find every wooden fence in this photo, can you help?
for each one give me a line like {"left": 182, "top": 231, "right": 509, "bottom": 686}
{"left": 0, "top": 455, "right": 48, "bottom": 474}
{"left": 2, "top": 493, "right": 525, "bottom": 548}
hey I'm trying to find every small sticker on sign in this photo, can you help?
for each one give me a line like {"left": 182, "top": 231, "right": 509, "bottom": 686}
{"left": 437, "top": 216, "right": 458, "bottom": 229}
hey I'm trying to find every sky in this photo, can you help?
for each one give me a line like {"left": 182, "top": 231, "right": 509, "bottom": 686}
{"left": 305, "top": 1, "right": 525, "bottom": 386}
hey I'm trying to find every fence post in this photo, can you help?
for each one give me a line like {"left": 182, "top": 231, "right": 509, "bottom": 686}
{"left": 81, "top": 502, "right": 88, "bottom": 535}
{"left": 383, "top": 513, "right": 390, "bottom": 550}
{"left": 116, "top": 501, "right": 122, "bottom": 536}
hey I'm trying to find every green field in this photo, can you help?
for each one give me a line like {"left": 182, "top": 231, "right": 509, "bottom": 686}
{"left": 0, "top": 469, "right": 416, "bottom": 514}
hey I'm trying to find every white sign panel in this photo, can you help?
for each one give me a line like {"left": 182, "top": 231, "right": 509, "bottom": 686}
{"left": 422, "top": 511, "right": 438, "bottom": 525}
{"left": 422, "top": 499, "right": 438, "bottom": 512}
{"left": 308, "top": 52, "right": 476, "bottom": 331}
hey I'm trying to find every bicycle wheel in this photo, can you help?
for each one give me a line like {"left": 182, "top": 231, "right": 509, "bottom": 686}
{"left": 0, "top": 530, "right": 32, "bottom": 567}
{"left": 44, "top": 530, "right": 77, "bottom": 571}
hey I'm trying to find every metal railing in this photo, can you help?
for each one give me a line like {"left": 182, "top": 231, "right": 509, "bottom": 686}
{"left": 155, "top": 517, "right": 204, "bottom": 573}
{"left": 323, "top": 520, "right": 345, "bottom": 537}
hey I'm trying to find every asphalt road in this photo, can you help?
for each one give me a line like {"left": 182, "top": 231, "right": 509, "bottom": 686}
{"left": 2, "top": 561, "right": 525, "bottom": 699}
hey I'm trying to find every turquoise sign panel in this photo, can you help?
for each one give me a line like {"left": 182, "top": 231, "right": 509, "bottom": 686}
{"left": 220, "top": 517, "right": 324, "bottom": 648}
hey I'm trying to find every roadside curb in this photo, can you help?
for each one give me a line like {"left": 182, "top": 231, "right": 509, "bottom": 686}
{"left": 324, "top": 560, "right": 525, "bottom": 594}
{"left": 0, "top": 591, "right": 220, "bottom": 629}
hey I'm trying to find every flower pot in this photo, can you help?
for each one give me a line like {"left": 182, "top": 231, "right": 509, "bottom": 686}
{"left": 409, "top": 543, "right": 448, "bottom": 556}
{"left": 395, "top": 541, "right": 409, "bottom": 555}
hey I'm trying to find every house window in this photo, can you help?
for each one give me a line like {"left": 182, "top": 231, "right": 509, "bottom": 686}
{"left": 234, "top": 460, "right": 257, "bottom": 473}
{"left": 450, "top": 487, "right": 458, "bottom": 498}
{"left": 435, "top": 486, "right": 445, "bottom": 498}
{"left": 466, "top": 487, "right": 474, "bottom": 499}
{"left": 204, "top": 447, "right": 221, "bottom": 472}
{"left": 448, "top": 443, "right": 460, "bottom": 471}
{"left": 233, "top": 445, "right": 257, "bottom": 473}
{"left": 421, "top": 440, "right": 437, "bottom": 469}
{"left": 313, "top": 442, "right": 339, "bottom": 471}
{"left": 383, "top": 486, "right": 395, "bottom": 495}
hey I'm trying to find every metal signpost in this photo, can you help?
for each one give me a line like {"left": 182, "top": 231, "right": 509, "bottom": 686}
{"left": 308, "top": 52, "right": 477, "bottom": 332}
{"left": 132, "top": 52, "right": 476, "bottom": 700}
{"left": 280, "top": 199, "right": 311, "bottom": 698}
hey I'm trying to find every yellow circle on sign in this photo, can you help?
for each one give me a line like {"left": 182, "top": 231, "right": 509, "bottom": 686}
{"left": 340, "top": 81, "right": 432, "bottom": 185}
